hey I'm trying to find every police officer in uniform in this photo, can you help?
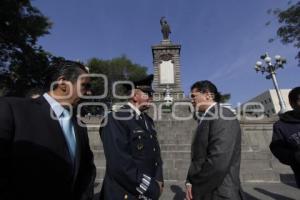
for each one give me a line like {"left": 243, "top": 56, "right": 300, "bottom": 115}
{"left": 99, "top": 74, "right": 163, "bottom": 200}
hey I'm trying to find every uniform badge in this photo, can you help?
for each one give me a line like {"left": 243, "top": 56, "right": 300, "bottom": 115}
{"left": 133, "top": 129, "right": 144, "bottom": 134}
{"left": 137, "top": 143, "right": 144, "bottom": 150}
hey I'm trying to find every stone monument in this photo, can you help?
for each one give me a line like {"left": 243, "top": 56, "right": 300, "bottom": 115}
{"left": 152, "top": 17, "right": 185, "bottom": 101}
{"left": 88, "top": 18, "right": 295, "bottom": 199}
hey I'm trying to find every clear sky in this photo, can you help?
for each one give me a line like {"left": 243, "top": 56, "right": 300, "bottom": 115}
{"left": 32, "top": 0, "right": 299, "bottom": 106}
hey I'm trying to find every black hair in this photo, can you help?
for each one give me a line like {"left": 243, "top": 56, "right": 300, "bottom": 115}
{"left": 45, "top": 60, "right": 88, "bottom": 90}
{"left": 288, "top": 87, "right": 300, "bottom": 108}
{"left": 25, "top": 87, "right": 44, "bottom": 98}
{"left": 190, "top": 80, "right": 221, "bottom": 103}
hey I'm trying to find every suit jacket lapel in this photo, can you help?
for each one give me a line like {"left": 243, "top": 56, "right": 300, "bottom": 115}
{"left": 136, "top": 113, "right": 150, "bottom": 132}
{"left": 191, "top": 104, "right": 218, "bottom": 158}
{"left": 34, "top": 96, "right": 74, "bottom": 165}
{"left": 72, "top": 116, "right": 82, "bottom": 181}
{"left": 122, "top": 104, "right": 149, "bottom": 132}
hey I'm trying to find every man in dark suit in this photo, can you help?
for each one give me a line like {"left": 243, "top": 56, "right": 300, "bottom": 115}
{"left": 185, "top": 80, "right": 245, "bottom": 200}
{"left": 99, "top": 74, "right": 163, "bottom": 200}
{"left": 0, "top": 60, "right": 96, "bottom": 200}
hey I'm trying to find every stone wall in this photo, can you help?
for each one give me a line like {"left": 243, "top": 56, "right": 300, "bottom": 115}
{"left": 88, "top": 110, "right": 293, "bottom": 184}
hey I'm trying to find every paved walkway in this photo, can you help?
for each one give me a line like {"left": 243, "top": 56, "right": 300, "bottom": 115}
{"left": 242, "top": 182, "right": 300, "bottom": 200}
{"left": 94, "top": 181, "right": 300, "bottom": 200}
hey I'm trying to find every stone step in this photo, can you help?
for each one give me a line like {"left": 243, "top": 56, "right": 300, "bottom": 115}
{"left": 160, "top": 144, "right": 191, "bottom": 151}
{"left": 93, "top": 144, "right": 192, "bottom": 152}
{"left": 91, "top": 141, "right": 192, "bottom": 149}
{"left": 95, "top": 166, "right": 281, "bottom": 182}
{"left": 92, "top": 145, "right": 103, "bottom": 151}
{"left": 240, "top": 169, "right": 279, "bottom": 182}
{"left": 161, "top": 151, "right": 191, "bottom": 160}
{"left": 90, "top": 141, "right": 273, "bottom": 155}
{"left": 92, "top": 150, "right": 274, "bottom": 162}
{"left": 158, "top": 137, "right": 193, "bottom": 144}
{"left": 240, "top": 160, "right": 272, "bottom": 170}
{"left": 93, "top": 152, "right": 190, "bottom": 165}
{"left": 94, "top": 181, "right": 300, "bottom": 200}
{"left": 90, "top": 140, "right": 273, "bottom": 152}
{"left": 96, "top": 167, "right": 105, "bottom": 181}
{"left": 89, "top": 135, "right": 273, "bottom": 151}
{"left": 88, "top": 132, "right": 101, "bottom": 150}
{"left": 88, "top": 134, "right": 194, "bottom": 150}
{"left": 87, "top": 116, "right": 296, "bottom": 184}
{"left": 93, "top": 150, "right": 282, "bottom": 182}
{"left": 158, "top": 140, "right": 192, "bottom": 145}
{"left": 241, "top": 151, "right": 272, "bottom": 160}
{"left": 90, "top": 131, "right": 195, "bottom": 136}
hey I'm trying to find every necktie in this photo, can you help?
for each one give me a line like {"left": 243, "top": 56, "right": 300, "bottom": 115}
{"left": 61, "top": 110, "right": 76, "bottom": 162}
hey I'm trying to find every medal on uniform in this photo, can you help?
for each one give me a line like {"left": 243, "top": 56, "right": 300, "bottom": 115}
{"left": 137, "top": 143, "right": 144, "bottom": 150}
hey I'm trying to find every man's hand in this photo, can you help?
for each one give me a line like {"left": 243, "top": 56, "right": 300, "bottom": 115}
{"left": 156, "top": 180, "right": 163, "bottom": 195}
{"left": 185, "top": 183, "right": 193, "bottom": 200}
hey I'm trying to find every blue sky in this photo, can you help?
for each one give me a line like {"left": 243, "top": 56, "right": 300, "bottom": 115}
{"left": 32, "top": 0, "right": 299, "bottom": 106}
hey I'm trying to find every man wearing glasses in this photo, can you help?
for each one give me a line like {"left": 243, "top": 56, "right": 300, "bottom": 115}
{"left": 100, "top": 74, "right": 163, "bottom": 200}
{"left": 185, "top": 80, "right": 245, "bottom": 200}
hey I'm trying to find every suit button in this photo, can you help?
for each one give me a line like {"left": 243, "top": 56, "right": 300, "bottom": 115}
{"left": 155, "top": 162, "right": 158, "bottom": 166}
{"left": 150, "top": 135, "right": 153, "bottom": 139}
{"left": 124, "top": 194, "right": 128, "bottom": 199}
{"left": 153, "top": 148, "right": 156, "bottom": 152}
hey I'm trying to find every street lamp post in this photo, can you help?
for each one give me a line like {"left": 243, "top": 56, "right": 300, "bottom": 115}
{"left": 254, "top": 53, "right": 287, "bottom": 114}
{"left": 161, "top": 85, "right": 173, "bottom": 113}
{"left": 163, "top": 85, "right": 173, "bottom": 106}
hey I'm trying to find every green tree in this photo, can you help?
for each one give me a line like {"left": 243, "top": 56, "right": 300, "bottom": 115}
{"left": 0, "top": 0, "right": 53, "bottom": 96}
{"left": 220, "top": 93, "right": 231, "bottom": 103}
{"left": 87, "top": 56, "right": 148, "bottom": 109}
{"left": 268, "top": 1, "right": 300, "bottom": 65}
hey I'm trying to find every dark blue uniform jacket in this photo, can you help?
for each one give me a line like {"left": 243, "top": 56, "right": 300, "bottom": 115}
{"left": 99, "top": 105, "right": 163, "bottom": 200}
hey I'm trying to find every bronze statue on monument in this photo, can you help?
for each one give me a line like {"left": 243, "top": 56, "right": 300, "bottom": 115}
{"left": 160, "top": 17, "right": 171, "bottom": 40}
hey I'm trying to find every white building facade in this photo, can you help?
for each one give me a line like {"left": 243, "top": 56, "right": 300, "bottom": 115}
{"left": 241, "top": 89, "right": 292, "bottom": 117}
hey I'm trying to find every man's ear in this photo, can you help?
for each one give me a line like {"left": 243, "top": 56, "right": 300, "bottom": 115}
{"left": 206, "top": 92, "right": 214, "bottom": 102}
{"left": 57, "top": 76, "right": 67, "bottom": 92}
{"left": 205, "top": 92, "right": 211, "bottom": 101}
{"left": 294, "top": 99, "right": 300, "bottom": 110}
{"left": 297, "top": 97, "right": 300, "bottom": 106}
{"left": 132, "top": 89, "right": 138, "bottom": 102}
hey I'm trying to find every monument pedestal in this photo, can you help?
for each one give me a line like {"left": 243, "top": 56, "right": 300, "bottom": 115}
{"left": 152, "top": 40, "right": 185, "bottom": 101}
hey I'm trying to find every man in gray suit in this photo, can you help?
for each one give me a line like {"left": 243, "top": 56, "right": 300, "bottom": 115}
{"left": 185, "top": 80, "right": 245, "bottom": 200}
